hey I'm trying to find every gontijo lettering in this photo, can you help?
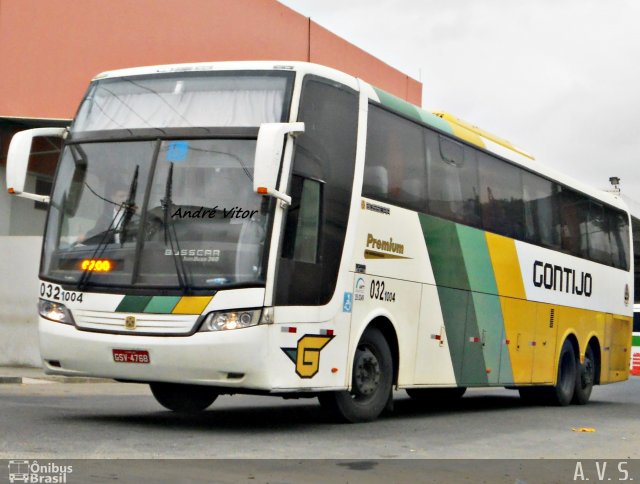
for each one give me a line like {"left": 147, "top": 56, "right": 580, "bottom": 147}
{"left": 533, "top": 260, "right": 593, "bottom": 297}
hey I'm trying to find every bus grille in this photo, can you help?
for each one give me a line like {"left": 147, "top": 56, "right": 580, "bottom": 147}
{"left": 71, "top": 309, "right": 199, "bottom": 335}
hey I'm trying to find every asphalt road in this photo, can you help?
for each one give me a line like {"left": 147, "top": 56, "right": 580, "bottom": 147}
{"left": 0, "top": 378, "right": 640, "bottom": 483}
{"left": 1, "top": 377, "right": 639, "bottom": 462}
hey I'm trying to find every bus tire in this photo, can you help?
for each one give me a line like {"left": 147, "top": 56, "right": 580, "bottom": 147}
{"left": 150, "top": 382, "right": 218, "bottom": 412}
{"left": 318, "top": 327, "right": 393, "bottom": 423}
{"left": 519, "top": 339, "right": 577, "bottom": 406}
{"left": 572, "top": 344, "right": 596, "bottom": 405}
{"left": 406, "top": 387, "right": 466, "bottom": 402}
{"left": 552, "top": 339, "right": 578, "bottom": 406}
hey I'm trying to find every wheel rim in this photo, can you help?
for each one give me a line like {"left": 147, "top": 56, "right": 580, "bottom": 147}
{"left": 580, "top": 355, "right": 595, "bottom": 389}
{"left": 352, "top": 345, "right": 381, "bottom": 400}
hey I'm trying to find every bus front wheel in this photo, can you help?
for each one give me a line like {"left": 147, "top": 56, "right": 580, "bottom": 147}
{"left": 318, "top": 327, "right": 393, "bottom": 423}
{"left": 149, "top": 382, "right": 218, "bottom": 412}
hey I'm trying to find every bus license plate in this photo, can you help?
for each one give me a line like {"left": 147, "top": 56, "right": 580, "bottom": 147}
{"left": 112, "top": 349, "right": 150, "bottom": 364}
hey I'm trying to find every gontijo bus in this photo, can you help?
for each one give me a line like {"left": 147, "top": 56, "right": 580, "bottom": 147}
{"left": 631, "top": 216, "right": 640, "bottom": 375}
{"left": 6, "top": 62, "right": 633, "bottom": 422}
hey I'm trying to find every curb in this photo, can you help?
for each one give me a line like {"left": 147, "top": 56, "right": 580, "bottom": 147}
{"left": 0, "top": 374, "right": 113, "bottom": 384}
{"left": 34, "top": 376, "right": 113, "bottom": 383}
{"left": 0, "top": 376, "right": 22, "bottom": 384}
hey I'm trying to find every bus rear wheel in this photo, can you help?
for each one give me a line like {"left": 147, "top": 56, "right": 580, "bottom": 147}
{"left": 572, "top": 344, "right": 596, "bottom": 405}
{"left": 150, "top": 382, "right": 218, "bottom": 412}
{"left": 518, "top": 338, "right": 577, "bottom": 406}
{"left": 318, "top": 328, "right": 393, "bottom": 423}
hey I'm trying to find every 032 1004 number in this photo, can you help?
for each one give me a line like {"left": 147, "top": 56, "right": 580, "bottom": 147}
{"left": 39, "top": 282, "right": 83, "bottom": 303}
{"left": 369, "top": 280, "right": 395, "bottom": 302}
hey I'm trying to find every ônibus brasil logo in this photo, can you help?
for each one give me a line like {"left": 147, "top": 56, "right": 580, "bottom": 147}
{"left": 8, "top": 460, "right": 73, "bottom": 483}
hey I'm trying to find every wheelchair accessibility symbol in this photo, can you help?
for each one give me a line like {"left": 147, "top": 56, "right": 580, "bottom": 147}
{"left": 343, "top": 292, "right": 353, "bottom": 313}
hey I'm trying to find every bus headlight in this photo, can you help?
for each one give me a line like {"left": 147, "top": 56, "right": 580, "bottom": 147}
{"left": 199, "top": 309, "right": 262, "bottom": 332}
{"left": 38, "top": 299, "right": 74, "bottom": 325}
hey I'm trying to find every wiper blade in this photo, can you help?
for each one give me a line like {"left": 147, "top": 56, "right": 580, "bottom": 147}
{"left": 118, "top": 165, "right": 139, "bottom": 245}
{"left": 161, "top": 163, "right": 190, "bottom": 293}
{"left": 76, "top": 203, "right": 124, "bottom": 291}
{"left": 76, "top": 166, "right": 139, "bottom": 291}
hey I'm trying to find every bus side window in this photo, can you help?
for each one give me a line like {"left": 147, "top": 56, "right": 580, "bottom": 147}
{"left": 560, "top": 188, "right": 589, "bottom": 259}
{"left": 428, "top": 133, "right": 480, "bottom": 226}
{"left": 608, "top": 210, "right": 630, "bottom": 271}
{"left": 281, "top": 175, "right": 322, "bottom": 264}
{"left": 632, "top": 216, "right": 640, "bottom": 302}
{"left": 363, "top": 104, "right": 426, "bottom": 210}
{"left": 478, "top": 152, "right": 525, "bottom": 239}
{"left": 522, "top": 172, "right": 561, "bottom": 249}
{"left": 587, "top": 201, "right": 611, "bottom": 266}
{"left": 363, "top": 166, "right": 388, "bottom": 197}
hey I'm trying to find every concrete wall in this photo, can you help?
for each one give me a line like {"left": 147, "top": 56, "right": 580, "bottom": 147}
{"left": 0, "top": 165, "right": 45, "bottom": 366}
{"left": 0, "top": 236, "right": 42, "bottom": 366}
{"left": 0, "top": 0, "right": 422, "bottom": 120}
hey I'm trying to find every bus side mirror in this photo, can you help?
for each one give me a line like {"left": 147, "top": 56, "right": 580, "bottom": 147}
{"left": 253, "top": 122, "right": 304, "bottom": 206}
{"left": 6, "top": 127, "right": 66, "bottom": 203}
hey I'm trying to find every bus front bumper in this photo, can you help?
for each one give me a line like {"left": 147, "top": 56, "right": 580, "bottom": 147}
{"left": 38, "top": 317, "right": 273, "bottom": 390}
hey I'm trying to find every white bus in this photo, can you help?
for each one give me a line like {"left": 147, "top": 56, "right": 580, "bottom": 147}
{"left": 6, "top": 62, "right": 633, "bottom": 422}
{"left": 631, "top": 216, "right": 640, "bottom": 375}
{"left": 633, "top": 305, "right": 640, "bottom": 375}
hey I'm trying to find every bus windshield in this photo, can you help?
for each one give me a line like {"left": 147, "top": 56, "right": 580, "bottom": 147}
{"left": 73, "top": 71, "right": 293, "bottom": 132}
{"left": 42, "top": 138, "right": 272, "bottom": 290}
{"left": 40, "top": 70, "right": 296, "bottom": 291}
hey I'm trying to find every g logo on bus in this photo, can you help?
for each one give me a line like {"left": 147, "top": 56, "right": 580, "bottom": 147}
{"left": 125, "top": 316, "right": 136, "bottom": 330}
{"left": 282, "top": 335, "right": 334, "bottom": 378}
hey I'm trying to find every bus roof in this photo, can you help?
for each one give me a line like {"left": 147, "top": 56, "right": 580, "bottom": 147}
{"left": 92, "top": 61, "right": 628, "bottom": 214}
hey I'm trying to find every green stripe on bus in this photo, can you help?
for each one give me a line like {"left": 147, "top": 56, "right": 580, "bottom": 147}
{"left": 632, "top": 335, "right": 640, "bottom": 347}
{"left": 419, "top": 214, "right": 469, "bottom": 290}
{"left": 470, "top": 292, "right": 512, "bottom": 384}
{"left": 456, "top": 224, "right": 513, "bottom": 384}
{"left": 373, "top": 87, "right": 421, "bottom": 120}
{"left": 416, "top": 110, "right": 453, "bottom": 134}
{"left": 419, "top": 214, "right": 488, "bottom": 385}
{"left": 143, "top": 296, "right": 181, "bottom": 314}
{"left": 115, "top": 295, "right": 153, "bottom": 313}
{"left": 436, "top": 286, "right": 472, "bottom": 382}
{"left": 462, "top": 292, "right": 490, "bottom": 385}
{"left": 372, "top": 87, "right": 453, "bottom": 134}
{"left": 457, "top": 225, "right": 497, "bottom": 294}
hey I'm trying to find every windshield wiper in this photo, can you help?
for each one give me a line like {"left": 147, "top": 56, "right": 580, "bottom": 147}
{"left": 118, "top": 165, "right": 139, "bottom": 245}
{"left": 76, "top": 204, "right": 125, "bottom": 291}
{"left": 76, "top": 166, "right": 139, "bottom": 291}
{"left": 161, "top": 163, "right": 190, "bottom": 293}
